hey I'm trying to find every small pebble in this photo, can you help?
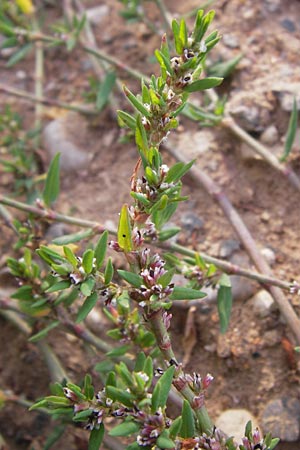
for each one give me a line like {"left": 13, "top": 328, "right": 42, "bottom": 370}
{"left": 261, "top": 211, "right": 270, "bottom": 223}
{"left": 86, "top": 5, "right": 109, "bottom": 25}
{"left": 260, "top": 247, "right": 276, "bottom": 266}
{"left": 222, "top": 34, "right": 239, "bottom": 49}
{"left": 15, "top": 70, "right": 27, "bottom": 80}
{"left": 260, "top": 125, "right": 279, "bottom": 146}
{"left": 280, "top": 18, "right": 296, "bottom": 33}
{"left": 216, "top": 409, "right": 259, "bottom": 444}
{"left": 180, "top": 213, "right": 204, "bottom": 233}
{"left": 249, "top": 290, "right": 275, "bottom": 318}
{"left": 261, "top": 397, "right": 300, "bottom": 442}
{"left": 219, "top": 239, "right": 240, "bottom": 259}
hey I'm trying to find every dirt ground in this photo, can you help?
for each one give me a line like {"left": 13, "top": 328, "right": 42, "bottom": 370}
{"left": 1, "top": 0, "right": 300, "bottom": 449}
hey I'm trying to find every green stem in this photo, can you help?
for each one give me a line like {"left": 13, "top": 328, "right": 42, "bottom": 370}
{"left": 32, "top": 15, "right": 44, "bottom": 148}
{"left": 146, "top": 308, "right": 214, "bottom": 435}
{"left": 154, "top": 0, "right": 171, "bottom": 31}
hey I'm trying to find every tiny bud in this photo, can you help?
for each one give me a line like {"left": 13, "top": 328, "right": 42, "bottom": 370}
{"left": 203, "top": 373, "right": 214, "bottom": 389}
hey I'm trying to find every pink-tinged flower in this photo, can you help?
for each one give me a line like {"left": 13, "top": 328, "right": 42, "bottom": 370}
{"left": 109, "top": 240, "right": 122, "bottom": 252}
{"left": 192, "top": 393, "right": 205, "bottom": 409}
{"left": 203, "top": 373, "right": 214, "bottom": 389}
{"left": 162, "top": 311, "right": 172, "bottom": 330}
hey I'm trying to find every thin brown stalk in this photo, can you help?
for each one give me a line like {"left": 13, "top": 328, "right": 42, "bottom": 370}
{"left": 32, "top": 15, "right": 44, "bottom": 148}
{"left": 0, "top": 195, "right": 297, "bottom": 293}
{"left": 165, "top": 143, "right": 300, "bottom": 344}
{"left": 0, "top": 82, "right": 97, "bottom": 115}
{"left": 221, "top": 115, "right": 300, "bottom": 191}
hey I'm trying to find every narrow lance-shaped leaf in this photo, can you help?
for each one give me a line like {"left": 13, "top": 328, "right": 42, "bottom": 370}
{"left": 94, "top": 230, "right": 108, "bottom": 269}
{"left": 96, "top": 71, "right": 116, "bottom": 111}
{"left": 179, "top": 400, "right": 195, "bottom": 438}
{"left": 151, "top": 365, "right": 175, "bottom": 412}
{"left": 117, "top": 270, "right": 144, "bottom": 287}
{"left": 217, "top": 273, "right": 232, "bottom": 334}
{"left": 76, "top": 292, "right": 98, "bottom": 323}
{"left": 82, "top": 248, "right": 94, "bottom": 274}
{"left": 117, "top": 204, "right": 133, "bottom": 252}
{"left": 43, "top": 153, "right": 60, "bottom": 207}
{"left": 280, "top": 97, "right": 298, "bottom": 162}
{"left": 184, "top": 77, "right": 223, "bottom": 93}
{"left": 28, "top": 320, "right": 60, "bottom": 343}
{"left": 109, "top": 421, "right": 140, "bottom": 437}
{"left": 104, "top": 257, "right": 114, "bottom": 285}
{"left": 169, "top": 286, "right": 206, "bottom": 301}
{"left": 123, "top": 85, "right": 151, "bottom": 117}
{"left": 52, "top": 229, "right": 94, "bottom": 245}
{"left": 88, "top": 424, "right": 105, "bottom": 450}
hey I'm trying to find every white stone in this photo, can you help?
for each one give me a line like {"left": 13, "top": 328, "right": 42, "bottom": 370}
{"left": 42, "top": 114, "right": 91, "bottom": 171}
{"left": 86, "top": 5, "right": 109, "bottom": 25}
{"left": 249, "top": 290, "right": 275, "bottom": 318}
{"left": 215, "top": 409, "right": 259, "bottom": 444}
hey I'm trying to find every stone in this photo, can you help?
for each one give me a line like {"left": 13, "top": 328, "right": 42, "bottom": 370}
{"left": 42, "top": 113, "right": 92, "bottom": 171}
{"left": 260, "top": 125, "right": 279, "bottom": 146}
{"left": 249, "top": 290, "right": 275, "bottom": 318}
{"left": 86, "top": 5, "right": 109, "bottom": 25}
{"left": 222, "top": 34, "right": 239, "bottom": 49}
{"left": 219, "top": 239, "right": 240, "bottom": 259}
{"left": 280, "top": 19, "right": 296, "bottom": 33}
{"left": 167, "top": 129, "right": 217, "bottom": 160}
{"left": 215, "top": 409, "right": 259, "bottom": 444}
{"left": 272, "top": 82, "right": 300, "bottom": 112}
{"left": 260, "top": 247, "right": 276, "bottom": 266}
{"left": 180, "top": 213, "right": 204, "bottom": 234}
{"left": 261, "top": 397, "right": 300, "bottom": 442}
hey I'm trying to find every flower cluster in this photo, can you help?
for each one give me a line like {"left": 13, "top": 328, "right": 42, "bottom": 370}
{"left": 130, "top": 253, "right": 174, "bottom": 305}
{"left": 135, "top": 408, "right": 170, "bottom": 447}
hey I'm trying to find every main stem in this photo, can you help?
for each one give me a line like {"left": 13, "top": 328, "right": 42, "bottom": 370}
{"left": 146, "top": 308, "right": 214, "bottom": 435}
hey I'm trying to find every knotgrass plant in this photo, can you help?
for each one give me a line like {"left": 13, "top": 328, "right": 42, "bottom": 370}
{"left": 0, "top": 6, "right": 281, "bottom": 450}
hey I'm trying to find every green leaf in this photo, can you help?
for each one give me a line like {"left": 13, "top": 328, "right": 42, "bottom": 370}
{"left": 28, "top": 321, "right": 60, "bottom": 343}
{"left": 83, "top": 373, "right": 94, "bottom": 400}
{"left": 117, "top": 110, "right": 137, "bottom": 131}
{"left": 134, "top": 352, "right": 147, "bottom": 372}
{"left": 52, "top": 229, "right": 93, "bottom": 245}
{"left": 217, "top": 274, "right": 232, "bottom": 334}
{"left": 6, "top": 43, "right": 33, "bottom": 67}
{"left": 88, "top": 424, "right": 105, "bottom": 450}
{"left": 165, "top": 160, "right": 194, "bottom": 183}
{"left": 269, "top": 438, "right": 280, "bottom": 449}
{"left": 63, "top": 246, "right": 78, "bottom": 268}
{"left": 117, "top": 270, "right": 143, "bottom": 287}
{"left": 172, "top": 19, "right": 182, "bottom": 54}
{"left": 180, "top": 400, "right": 195, "bottom": 438}
{"left": 80, "top": 277, "right": 95, "bottom": 297}
{"left": 151, "top": 365, "right": 175, "bottom": 412}
{"left": 106, "top": 344, "right": 131, "bottom": 357}
{"left": 280, "top": 97, "right": 298, "bottom": 162}
{"left": 155, "top": 49, "right": 173, "bottom": 76}
{"left": 179, "top": 18, "right": 188, "bottom": 49}
{"left": 169, "top": 416, "right": 182, "bottom": 438}
{"left": 157, "top": 268, "right": 175, "bottom": 288}
{"left": 184, "top": 77, "right": 223, "bottom": 92}
{"left": 105, "top": 386, "right": 135, "bottom": 407}
{"left": 123, "top": 85, "right": 151, "bottom": 117}
{"left": 11, "top": 285, "right": 33, "bottom": 300}
{"left": 158, "top": 227, "right": 181, "bottom": 241}
{"left": 169, "top": 286, "right": 206, "bottom": 300}
{"left": 208, "top": 53, "right": 243, "bottom": 78}
{"left": 117, "top": 204, "right": 133, "bottom": 252}
{"left": 109, "top": 421, "right": 140, "bottom": 437}
{"left": 135, "top": 114, "right": 149, "bottom": 155}
{"left": 82, "top": 249, "right": 95, "bottom": 274}
{"left": 73, "top": 409, "right": 93, "bottom": 422}
{"left": 76, "top": 292, "right": 98, "bottom": 323}
{"left": 96, "top": 71, "right": 116, "bottom": 111}
{"left": 104, "top": 257, "right": 114, "bottom": 285}
{"left": 42, "top": 153, "right": 60, "bottom": 207}
{"left": 94, "top": 230, "right": 108, "bottom": 269}
{"left": 244, "top": 420, "right": 252, "bottom": 440}
{"left": 157, "top": 431, "right": 175, "bottom": 449}
{"left": 193, "top": 10, "right": 215, "bottom": 43}
{"left": 46, "top": 280, "right": 71, "bottom": 293}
